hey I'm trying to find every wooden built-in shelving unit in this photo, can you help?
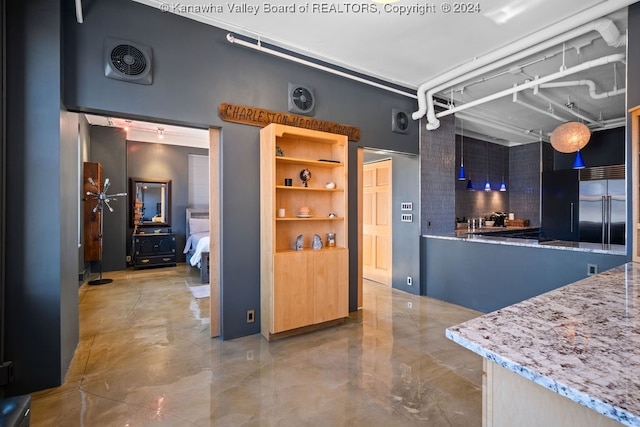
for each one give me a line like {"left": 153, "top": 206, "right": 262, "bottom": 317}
{"left": 260, "top": 123, "right": 349, "bottom": 340}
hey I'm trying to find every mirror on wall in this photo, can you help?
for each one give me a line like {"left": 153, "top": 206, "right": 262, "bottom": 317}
{"left": 130, "top": 178, "right": 171, "bottom": 228}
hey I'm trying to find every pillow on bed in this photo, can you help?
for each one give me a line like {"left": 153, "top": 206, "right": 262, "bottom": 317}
{"left": 189, "top": 218, "right": 209, "bottom": 235}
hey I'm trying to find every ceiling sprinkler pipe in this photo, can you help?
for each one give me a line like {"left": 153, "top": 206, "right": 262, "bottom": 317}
{"left": 534, "top": 92, "right": 601, "bottom": 126}
{"left": 226, "top": 33, "right": 417, "bottom": 99}
{"left": 75, "top": 0, "right": 83, "bottom": 23}
{"left": 539, "top": 80, "right": 626, "bottom": 99}
{"left": 435, "top": 53, "right": 626, "bottom": 119}
{"left": 512, "top": 92, "right": 567, "bottom": 123}
{"left": 412, "top": 0, "right": 635, "bottom": 128}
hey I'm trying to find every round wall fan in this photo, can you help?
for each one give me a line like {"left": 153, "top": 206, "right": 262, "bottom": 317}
{"left": 288, "top": 83, "right": 315, "bottom": 115}
{"left": 392, "top": 108, "right": 410, "bottom": 134}
{"left": 104, "top": 37, "right": 153, "bottom": 85}
{"left": 110, "top": 44, "right": 148, "bottom": 76}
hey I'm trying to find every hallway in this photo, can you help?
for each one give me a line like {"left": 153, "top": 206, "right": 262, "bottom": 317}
{"left": 30, "top": 265, "right": 482, "bottom": 426}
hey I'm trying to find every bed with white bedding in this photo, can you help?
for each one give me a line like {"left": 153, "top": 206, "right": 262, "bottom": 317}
{"left": 184, "top": 208, "right": 210, "bottom": 283}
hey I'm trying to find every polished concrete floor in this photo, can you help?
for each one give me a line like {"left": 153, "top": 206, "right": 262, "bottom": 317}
{"left": 30, "top": 265, "right": 483, "bottom": 426}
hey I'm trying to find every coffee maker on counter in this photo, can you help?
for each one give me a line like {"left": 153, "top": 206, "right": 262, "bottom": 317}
{"left": 491, "top": 212, "right": 508, "bottom": 227}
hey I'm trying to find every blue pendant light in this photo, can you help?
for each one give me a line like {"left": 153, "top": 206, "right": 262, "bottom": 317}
{"left": 484, "top": 142, "right": 491, "bottom": 191}
{"left": 499, "top": 177, "right": 507, "bottom": 192}
{"left": 467, "top": 179, "right": 474, "bottom": 191}
{"left": 573, "top": 150, "right": 585, "bottom": 169}
{"left": 458, "top": 165, "right": 466, "bottom": 180}
{"left": 458, "top": 120, "right": 466, "bottom": 180}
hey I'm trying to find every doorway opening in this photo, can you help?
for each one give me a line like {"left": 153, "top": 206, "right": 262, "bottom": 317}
{"left": 357, "top": 147, "right": 421, "bottom": 308}
{"left": 80, "top": 114, "right": 220, "bottom": 337}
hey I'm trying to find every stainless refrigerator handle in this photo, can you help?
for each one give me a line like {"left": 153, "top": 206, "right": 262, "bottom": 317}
{"left": 570, "top": 202, "right": 574, "bottom": 233}
{"left": 602, "top": 195, "right": 606, "bottom": 244}
{"left": 607, "top": 195, "right": 612, "bottom": 245}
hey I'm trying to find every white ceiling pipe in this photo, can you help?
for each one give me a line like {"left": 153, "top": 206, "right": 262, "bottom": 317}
{"left": 533, "top": 91, "right": 601, "bottom": 126}
{"left": 435, "top": 53, "right": 625, "bottom": 119}
{"left": 457, "top": 112, "right": 538, "bottom": 141}
{"left": 512, "top": 91, "right": 568, "bottom": 122}
{"left": 412, "top": 0, "right": 633, "bottom": 128}
{"left": 538, "top": 80, "right": 626, "bottom": 99}
{"left": 416, "top": 18, "right": 621, "bottom": 129}
{"left": 595, "top": 117, "right": 626, "bottom": 129}
{"left": 226, "top": 33, "right": 417, "bottom": 99}
{"left": 75, "top": 0, "right": 83, "bottom": 23}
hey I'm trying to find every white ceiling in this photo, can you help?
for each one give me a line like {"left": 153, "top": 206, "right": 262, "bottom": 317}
{"left": 123, "top": 0, "right": 633, "bottom": 146}
{"left": 84, "top": 115, "right": 210, "bottom": 148}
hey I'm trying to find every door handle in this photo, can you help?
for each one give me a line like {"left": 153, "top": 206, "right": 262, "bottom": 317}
{"left": 602, "top": 196, "right": 606, "bottom": 244}
{"left": 607, "top": 195, "right": 612, "bottom": 245}
{"left": 570, "top": 202, "right": 574, "bottom": 233}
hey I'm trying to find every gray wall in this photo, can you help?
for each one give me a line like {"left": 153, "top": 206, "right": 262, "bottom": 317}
{"left": 89, "top": 126, "right": 128, "bottom": 272}
{"left": 64, "top": 0, "right": 419, "bottom": 339}
{"left": 390, "top": 154, "right": 421, "bottom": 295}
{"left": 421, "top": 114, "right": 455, "bottom": 234}
{"left": 422, "top": 237, "right": 627, "bottom": 313}
{"left": 5, "top": 0, "right": 79, "bottom": 394}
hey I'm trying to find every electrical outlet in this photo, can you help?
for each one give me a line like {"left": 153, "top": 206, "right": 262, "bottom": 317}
{"left": 126, "top": 255, "right": 131, "bottom": 263}
{"left": 407, "top": 276, "right": 412, "bottom": 286}
{"left": 401, "top": 213, "right": 413, "bottom": 222}
{"left": 407, "top": 302, "right": 413, "bottom": 309}
{"left": 246, "top": 309, "right": 255, "bottom": 323}
{"left": 587, "top": 264, "right": 598, "bottom": 276}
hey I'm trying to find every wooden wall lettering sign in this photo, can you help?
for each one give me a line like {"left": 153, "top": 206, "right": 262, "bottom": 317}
{"left": 218, "top": 103, "right": 360, "bottom": 141}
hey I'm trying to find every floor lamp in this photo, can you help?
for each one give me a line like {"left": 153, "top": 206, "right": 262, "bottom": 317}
{"left": 86, "top": 177, "right": 127, "bottom": 286}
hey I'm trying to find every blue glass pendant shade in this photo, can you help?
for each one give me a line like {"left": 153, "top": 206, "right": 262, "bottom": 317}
{"left": 573, "top": 150, "right": 585, "bottom": 169}
{"left": 458, "top": 165, "right": 466, "bottom": 180}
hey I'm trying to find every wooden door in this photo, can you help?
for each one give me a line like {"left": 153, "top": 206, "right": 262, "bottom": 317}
{"left": 362, "top": 160, "right": 392, "bottom": 285}
{"left": 273, "top": 251, "right": 314, "bottom": 333}
{"left": 314, "top": 248, "right": 349, "bottom": 324}
{"left": 83, "top": 162, "right": 103, "bottom": 262}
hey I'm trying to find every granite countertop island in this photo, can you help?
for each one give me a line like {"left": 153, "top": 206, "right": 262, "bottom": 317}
{"left": 426, "top": 226, "right": 626, "bottom": 255}
{"left": 446, "top": 262, "right": 640, "bottom": 426}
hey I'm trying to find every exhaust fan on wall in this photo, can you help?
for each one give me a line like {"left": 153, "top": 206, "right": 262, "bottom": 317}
{"left": 288, "top": 83, "right": 315, "bottom": 115}
{"left": 104, "top": 37, "right": 153, "bottom": 85}
{"left": 391, "top": 108, "right": 410, "bottom": 134}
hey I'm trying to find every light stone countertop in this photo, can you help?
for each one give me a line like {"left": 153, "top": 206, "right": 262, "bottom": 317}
{"left": 424, "top": 230, "right": 626, "bottom": 255}
{"left": 446, "top": 262, "right": 640, "bottom": 426}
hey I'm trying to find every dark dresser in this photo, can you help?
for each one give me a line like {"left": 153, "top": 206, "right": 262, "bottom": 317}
{"left": 132, "top": 232, "right": 176, "bottom": 269}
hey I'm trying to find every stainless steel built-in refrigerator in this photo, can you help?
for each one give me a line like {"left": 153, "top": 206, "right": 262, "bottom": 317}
{"left": 578, "top": 165, "right": 625, "bottom": 245}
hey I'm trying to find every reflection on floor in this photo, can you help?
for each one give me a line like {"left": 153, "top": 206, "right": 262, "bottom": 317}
{"left": 30, "top": 265, "right": 482, "bottom": 426}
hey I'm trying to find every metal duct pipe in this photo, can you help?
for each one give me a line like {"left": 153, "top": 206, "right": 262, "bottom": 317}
{"left": 538, "top": 79, "right": 626, "bottom": 99}
{"left": 434, "top": 53, "right": 625, "bottom": 119}
{"left": 412, "top": 0, "right": 634, "bottom": 129}
{"left": 75, "top": 0, "right": 83, "bottom": 23}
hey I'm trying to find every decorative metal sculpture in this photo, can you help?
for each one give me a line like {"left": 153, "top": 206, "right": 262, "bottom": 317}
{"left": 85, "top": 177, "right": 127, "bottom": 285}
